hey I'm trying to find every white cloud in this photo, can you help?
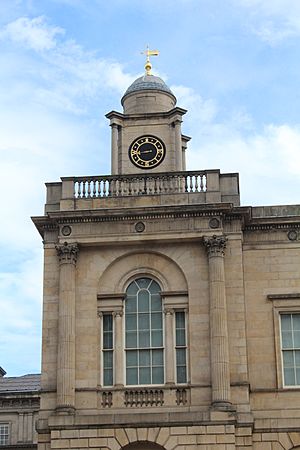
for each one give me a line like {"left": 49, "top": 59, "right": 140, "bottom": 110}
{"left": 0, "top": 16, "right": 136, "bottom": 115}
{"left": 0, "top": 16, "right": 64, "bottom": 51}
{"left": 188, "top": 121, "right": 300, "bottom": 205}
{"left": 236, "top": 0, "right": 300, "bottom": 44}
{"left": 171, "top": 85, "right": 218, "bottom": 124}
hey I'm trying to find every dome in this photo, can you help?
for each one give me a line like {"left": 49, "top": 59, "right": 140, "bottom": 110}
{"left": 121, "top": 74, "right": 177, "bottom": 113}
{"left": 122, "top": 74, "right": 175, "bottom": 98}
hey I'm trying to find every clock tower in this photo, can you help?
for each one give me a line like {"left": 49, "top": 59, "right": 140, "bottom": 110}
{"left": 106, "top": 61, "right": 190, "bottom": 175}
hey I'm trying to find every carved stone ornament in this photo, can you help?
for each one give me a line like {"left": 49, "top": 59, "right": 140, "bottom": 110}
{"left": 287, "top": 229, "right": 298, "bottom": 241}
{"left": 61, "top": 225, "right": 72, "bottom": 236}
{"left": 56, "top": 242, "right": 79, "bottom": 265}
{"left": 135, "top": 221, "right": 145, "bottom": 233}
{"left": 209, "top": 217, "right": 220, "bottom": 229}
{"left": 203, "top": 235, "right": 227, "bottom": 257}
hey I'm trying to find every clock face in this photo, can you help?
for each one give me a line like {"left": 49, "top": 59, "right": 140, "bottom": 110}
{"left": 128, "top": 135, "right": 166, "bottom": 169}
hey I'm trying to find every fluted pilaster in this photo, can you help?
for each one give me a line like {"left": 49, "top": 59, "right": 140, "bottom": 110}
{"left": 164, "top": 308, "right": 175, "bottom": 384}
{"left": 113, "top": 310, "right": 124, "bottom": 387}
{"left": 55, "top": 242, "right": 79, "bottom": 413}
{"left": 203, "top": 235, "right": 231, "bottom": 408}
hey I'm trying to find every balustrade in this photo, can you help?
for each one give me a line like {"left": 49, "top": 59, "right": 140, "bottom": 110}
{"left": 124, "top": 389, "right": 164, "bottom": 407}
{"left": 70, "top": 170, "right": 208, "bottom": 199}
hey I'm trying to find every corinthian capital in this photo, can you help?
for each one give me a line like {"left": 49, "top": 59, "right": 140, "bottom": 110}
{"left": 203, "top": 235, "right": 227, "bottom": 257}
{"left": 56, "top": 242, "right": 79, "bottom": 265}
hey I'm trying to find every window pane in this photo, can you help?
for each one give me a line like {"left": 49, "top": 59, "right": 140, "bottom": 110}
{"left": 103, "top": 315, "right": 113, "bottom": 331}
{"left": 281, "top": 314, "right": 292, "bottom": 330}
{"left": 152, "top": 349, "right": 163, "bottom": 365}
{"left": 151, "top": 294, "right": 162, "bottom": 311}
{"left": 149, "top": 279, "right": 160, "bottom": 294}
{"left": 139, "top": 367, "right": 151, "bottom": 384}
{"left": 176, "top": 311, "right": 185, "bottom": 329}
{"left": 103, "top": 333, "right": 113, "bottom": 349}
{"left": 127, "top": 368, "right": 138, "bottom": 385}
{"left": 292, "top": 314, "right": 300, "bottom": 331}
{"left": 176, "top": 348, "right": 186, "bottom": 365}
{"left": 283, "top": 350, "right": 294, "bottom": 367}
{"left": 126, "top": 331, "right": 137, "bottom": 348}
{"left": 176, "top": 329, "right": 186, "bottom": 346}
{"left": 139, "top": 350, "right": 150, "bottom": 366}
{"left": 139, "top": 330, "right": 150, "bottom": 348}
{"left": 284, "top": 367, "right": 296, "bottom": 385}
{"left": 103, "top": 351, "right": 113, "bottom": 368}
{"left": 126, "top": 314, "right": 137, "bottom": 331}
{"left": 127, "top": 281, "right": 139, "bottom": 296}
{"left": 294, "top": 331, "right": 300, "bottom": 347}
{"left": 137, "top": 278, "right": 151, "bottom": 289}
{"left": 295, "top": 350, "right": 300, "bottom": 365}
{"left": 296, "top": 368, "right": 300, "bottom": 385}
{"left": 282, "top": 331, "right": 293, "bottom": 349}
{"left": 139, "top": 313, "right": 150, "bottom": 330}
{"left": 138, "top": 290, "right": 149, "bottom": 312}
{"left": 104, "top": 369, "right": 113, "bottom": 386}
{"left": 151, "top": 312, "right": 162, "bottom": 329}
{"left": 126, "top": 296, "right": 137, "bottom": 313}
{"left": 126, "top": 351, "right": 138, "bottom": 367}
{"left": 177, "top": 365, "right": 187, "bottom": 383}
{"left": 152, "top": 366, "right": 164, "bottom": 384}
{"left": 151, "top": 330, "right": 163, "bottom": 347}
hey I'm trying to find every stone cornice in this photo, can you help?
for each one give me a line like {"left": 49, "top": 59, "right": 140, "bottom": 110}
{"left": 106, "top": 106, "right": 187, "bottom": 122}
{"left": 245, "top": 222, "right": 300, "bottom": 232}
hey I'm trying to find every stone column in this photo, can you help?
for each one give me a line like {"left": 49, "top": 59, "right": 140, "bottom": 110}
{"left": 114, "top": 310, "right": 124, "bottom": 387}
{"left": 174, "top": 120, "right": 182, "bottom": 170}
{"left": 55, "top": 242, "right": 79, "bottom": 413}
{"left": 203, "top": 235, "right": 231, "bottom": 408}
{"left": 111, "top": 123, "right": 119, "bottom": 175}
{"left": 164, "top": 308, "right": 175, "bottom": 385}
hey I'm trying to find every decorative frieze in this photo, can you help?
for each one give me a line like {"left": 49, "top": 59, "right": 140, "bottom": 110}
{"left": 0, "top": 397, "right": 40, "bottom": 408}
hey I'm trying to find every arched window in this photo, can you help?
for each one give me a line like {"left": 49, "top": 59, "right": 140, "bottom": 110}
{"left": 125, "top": 277, "right": 164, "bottom": 385}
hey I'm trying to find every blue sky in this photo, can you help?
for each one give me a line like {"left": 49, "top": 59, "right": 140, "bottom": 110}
{"left": 1, "top": 0, "right": 300, "bottom": 376}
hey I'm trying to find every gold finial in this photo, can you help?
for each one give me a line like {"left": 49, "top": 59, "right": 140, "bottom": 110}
{"left": 141, "top": 45, "right": 159, "bottom": 76}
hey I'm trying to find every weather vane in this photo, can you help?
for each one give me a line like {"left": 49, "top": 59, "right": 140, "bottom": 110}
{"left": 141, "top": 45, "right": 159, "bottom": 76}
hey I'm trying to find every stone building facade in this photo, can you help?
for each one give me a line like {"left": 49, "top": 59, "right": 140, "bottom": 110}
{"left": 0, "top": 369, "right": 40, "bottom": 449}
{"left": 31, "top": 68, "right": 300, "bottom": 450}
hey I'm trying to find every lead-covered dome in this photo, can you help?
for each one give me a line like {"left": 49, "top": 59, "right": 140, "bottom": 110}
{"left": 123, "top": 74, "right": 174, "bottom": 97}
{"left": 121, "top": 74, "right": 177, "bottom": 114}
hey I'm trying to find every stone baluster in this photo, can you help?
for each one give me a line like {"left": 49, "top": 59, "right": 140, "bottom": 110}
{"left": 203, "top": 235, "right": 231, "bottom": 408}
{"left": 114, "top": 310, "right": 124, "bottom": 387}
{"left": 55, "top": 242, "right": 79, "bottom": 413}
{"left": 164, "top": 307, "right": 175, "bottom": 385}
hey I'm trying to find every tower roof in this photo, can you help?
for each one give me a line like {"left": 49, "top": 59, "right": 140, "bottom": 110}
{"left": 121, "top": 74, "right": 176, "bottom": 105}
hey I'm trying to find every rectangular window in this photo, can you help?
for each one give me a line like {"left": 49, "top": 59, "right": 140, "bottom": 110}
{"left": 175, "top": 311, "right": 187, "bottom": 383}
{"left": 0, "top": 424, "right": 9, "bottom": 446}
{"left": 281, "top": 313, "right": 300, "bottom": 386}
{"left": 102, "top": 314, "right": 113, "bottom": 386}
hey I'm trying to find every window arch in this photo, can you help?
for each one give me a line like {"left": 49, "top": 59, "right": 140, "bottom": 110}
{"left": 125, "top": 277, "right": 164, "bottom": 385}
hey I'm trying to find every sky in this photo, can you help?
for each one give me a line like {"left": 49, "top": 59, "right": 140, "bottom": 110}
{"left": 0, "top": 0, "right": 300, "bottom": 376}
